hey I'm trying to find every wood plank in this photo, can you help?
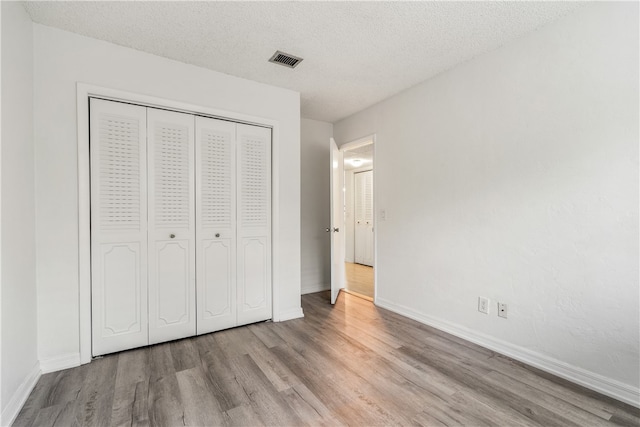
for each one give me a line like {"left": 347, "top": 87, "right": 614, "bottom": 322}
{"left": 13, "top": 372, "right": 62, "bottom": 427}
{"left": 195, "top": 333, "right": 251, "bottom": 411}
{"left": 27, "top": 401, "right": 81, "bottom": 427}
{"left": 247, "top": 345, "right": 301, "bottom": 391}
{"left": 110, "top": 348, "right": 149, "bottom": 426}
{"left": 74, "top": 355, "right": 118, "bottom": 427}
{"left": 248, "top": 322, "right": 287, "bottom": 348}
{"left": 223, "top": 404, "right": 263, "bottom": 427}
{"left": 147, "top": 344, "right": 185, "bottom": 426}
{"left": 176, "top": 366, "right": 227, "bottom": 426}
{"left": 344, "top": 262, "right": 374, "bottom": 298}
{"left": 131, "top": 380, "right": 150, "bottom": 427}
{"left": 484, "top": 371, "right": 614, "bottom": 426}
{"left": 228, "top": 354, "right": 303, "bottom": 426}
{"left": 170, "top": 339, "right": 200, "bottom": 373}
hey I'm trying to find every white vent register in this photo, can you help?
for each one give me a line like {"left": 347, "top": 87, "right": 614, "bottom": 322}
{"left": 268, "top": 50, "right": 304, "bottom": 69}
{"left": 90, "top": 98, "right": 272, "bottom": 356}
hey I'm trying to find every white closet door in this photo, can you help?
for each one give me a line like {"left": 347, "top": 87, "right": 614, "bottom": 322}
{"left": 354, "top": 170, "right": 374, "bottom": 266}
{"left": 195, "top": 116, "right": 237, "bottom": 334}
{"left": 90, "top": 99, "right": 148, "bottom": 356}
{"left": 237, "top": 124, "right": 272, "bottom": 325}
{"left": 354, "top": 171, "right": 365, "bottom": 264}
{"left": 147, "top": 108, "right": 196, "bottom": 344}
{"left": 363, "top": 170, "right": 374, "bottom": 266}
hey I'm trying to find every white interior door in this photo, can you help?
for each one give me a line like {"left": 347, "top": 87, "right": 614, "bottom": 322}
{"left": 90, "top": 99, "right": 149, "bottom": 356}
{"left": 364, "top": 170, "right": 374, "bottom": 266}
{"left": 355, "top": 170, "right": 374, "bottom": 267}
{"left": 236, "top": 124, "right": 272, "bottom": 325}
{"left": 196, "top": 116, "right": 237, "bottom": 334}
{"left": 330, "top": 138, "right": 345, "bottom": 304}
{"left": 147, "top": 108, "right": 196, "bottom": 344}
{"left": 354, "top": 171, "right": 365, "bottom": 264}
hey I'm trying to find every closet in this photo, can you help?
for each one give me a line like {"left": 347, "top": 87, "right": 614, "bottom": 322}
{"left": 354, "top": 170, "right": 374, "bottom": 266}
{"left": 90, "top": 98, "right": 271, "bottom": 356}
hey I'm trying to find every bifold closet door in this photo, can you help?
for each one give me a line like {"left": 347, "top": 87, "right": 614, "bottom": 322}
{"left": 90, "top": 99, "right": 149, "bottom": 356}
{"left": 354, "top": 170, "right": 374, "bottom": 267}
{"left": 196, "top": 116, "right": 237, "bottom": 334}
{"left": 147, "top": 108, "right": 196, "bottom": 344}
{"left": 362, "top": 170, "right": 374, "bottom": 266}
{"left": 91, "top": 99, "right": 272, "bottom": 352}
{"left": 354, "top": 171, "right": 365, "bottom": 264}
{"left": 237, "top": 124, "right": 272, "bottom": 325}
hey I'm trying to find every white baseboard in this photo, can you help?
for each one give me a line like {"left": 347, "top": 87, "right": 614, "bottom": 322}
{"left": 301, "top": 283, "right": 330, "bottom": 295}
{"left": 1, "top": 362, "right": 41, "bottom": 426}
{"left": 39, "top": 352, "right": 81, "bottom": 374}
{"left": 276, "top": 307, "right": 304, "bottom": 322}
{"left": 376, "top": 297, "right": 640, "bottom": 409}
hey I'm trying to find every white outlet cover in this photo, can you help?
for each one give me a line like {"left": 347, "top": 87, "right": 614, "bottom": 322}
{"left": 478, "top": 297, "right": 489, "bottom": 314}
{"left": 498, "top": 302, "right": 508, "bottom": 318}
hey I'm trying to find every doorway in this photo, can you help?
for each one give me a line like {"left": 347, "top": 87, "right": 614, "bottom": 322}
{"left": 342, "top": 141, "right": 375, "bottom": 300}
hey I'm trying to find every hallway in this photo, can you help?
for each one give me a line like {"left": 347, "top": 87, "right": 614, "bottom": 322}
{"left": 344, "top": 262, "right": 374, "bottom": 299}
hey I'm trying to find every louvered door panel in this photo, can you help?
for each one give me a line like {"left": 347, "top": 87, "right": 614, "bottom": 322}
{"left": 355, "top": 171, "right": 365, "bottom": 224}
{"left": 90, "top": 99, "right": 148, "bottom": 356}
{"left": 237, "top": 124, "right": 272, "bottom": 325}
{"left": 147, "top": 108, "right": 196, "bottom": 344}
{"left": 364, "top": 170, "right": 373, "bottom": 222}
{"left": 195, "top": 116, "right": 237, "bottom": 334}
{"left": 354, "top": 171, "right": 365, "bottom": 264}
{"left": 354, "top": 170, "right": 374, "bottom": 266}
{"left": 363, "top": 170, "right": 374, "bottom": 265}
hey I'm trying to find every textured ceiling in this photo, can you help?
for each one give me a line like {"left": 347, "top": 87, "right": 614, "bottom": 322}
{"left": 23, "top": 1, "right": 583, "bottom": 123}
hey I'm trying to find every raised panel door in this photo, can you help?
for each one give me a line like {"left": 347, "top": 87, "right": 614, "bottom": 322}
{"left": 195, "top": 116, "right": 237, "bottom": 334}
{"left": 147, "top": 108, "right": 196, "bottom": 344}
{"left": 236, "top": 124, "right": 272, "bottom": 325}
{"left": 90, "top": 98, "right": 149, "bottom": 356}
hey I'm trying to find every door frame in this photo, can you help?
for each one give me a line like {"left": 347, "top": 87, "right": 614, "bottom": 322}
{"left": 77, "top": 83, "right": 281, "bottom": 364}
{"left": 338, "top": 134, "right": 377, "bottom": 303}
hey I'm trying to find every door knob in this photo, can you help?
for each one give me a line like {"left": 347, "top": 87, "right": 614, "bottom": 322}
{"left": 333, "top": 228, "right": 339, "bottom": 232}
{"left": 326, "top": 228, "right": 330, "bottom": 232}
{"left": 170, "top": 234, "right": 176, "bottom": 239}
{"left": 215, "top": 233, "right": 220, "bottom": 238}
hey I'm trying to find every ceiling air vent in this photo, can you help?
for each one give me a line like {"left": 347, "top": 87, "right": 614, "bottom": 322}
{"left": 269, "top": 50, "right": 303, "bottom": 69}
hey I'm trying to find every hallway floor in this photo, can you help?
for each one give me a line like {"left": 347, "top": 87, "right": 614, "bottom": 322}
{"left": 344, "top": 262, "right": 374, "bottom": 299}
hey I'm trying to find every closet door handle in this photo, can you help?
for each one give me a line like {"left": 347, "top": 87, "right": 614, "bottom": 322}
{"left": 170, "top": 234, "right": 175, "bottom": 239}
{"left": 215, "top": 233, "right": 220, "bottom": 238}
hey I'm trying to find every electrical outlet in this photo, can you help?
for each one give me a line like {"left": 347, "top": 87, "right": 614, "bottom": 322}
{"left": 498, "top": 302, "right": 508, "bottom": 318}
{"left": 478, "top": 297, "right": 489, "bottom": 314}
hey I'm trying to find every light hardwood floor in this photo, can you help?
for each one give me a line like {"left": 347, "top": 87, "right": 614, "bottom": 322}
{"left": 344, "top": 262, "right": 374, "bottom": 299}
{"left": 15, "top": 291, "right": 640, "bottom": 426}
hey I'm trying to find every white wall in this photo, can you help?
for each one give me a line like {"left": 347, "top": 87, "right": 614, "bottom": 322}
{"left": 300, "top": 118, "right": 332, "bottom": 294}
{"left": 34, "top": 24, "right": 301, "bottom": 367}
{"left": 1, "top": 3, "right": 40, "bottom": 424}
{"left": 334, "top": 3, "right": 639, "bottom": 405}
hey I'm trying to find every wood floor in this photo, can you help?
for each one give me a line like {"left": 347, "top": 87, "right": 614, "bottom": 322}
{"left": 344, "top": 262, "right": 374, "bottom": 299}
{"left": 15, "top": 291, "right": 639, "bottom": 427}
